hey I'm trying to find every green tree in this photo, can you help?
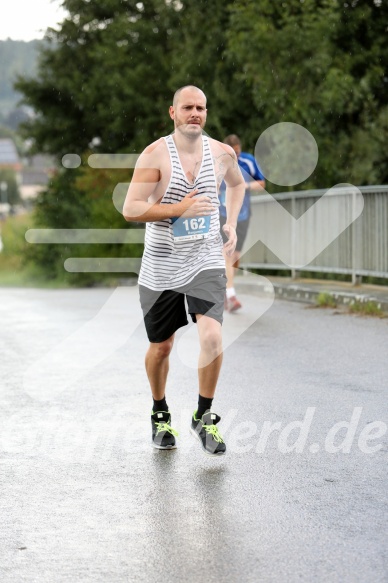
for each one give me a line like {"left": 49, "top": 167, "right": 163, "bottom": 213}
{"left": 225, "top": 0, "right": 388, "bottom": 188}
{"left": 15, "top": 0, "right": 181, "bottom": 156}
{"left": 26, "top": 164, "right": 143, "bottom": 285}
{"left": 26, "top": 169, "right": 87, "bottom": 281}
{"left": 226, "top": 0, "right": 341, "bottom": 189}
{"left": 168, "top": 0, "right": 257, "bottom": 143}
{"left": 16, "top": 0, "right": 179, "bottom": 284}
{"left": 328, "top": 0, "right": 388, "bottom": 185}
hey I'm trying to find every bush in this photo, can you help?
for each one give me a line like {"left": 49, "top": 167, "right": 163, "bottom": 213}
{"left": 25, "top": 164, "right": 143, "bottom": 286}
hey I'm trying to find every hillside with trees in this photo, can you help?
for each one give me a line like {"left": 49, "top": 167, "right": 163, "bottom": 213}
{"left": 0, "top": 39, "right": 41, "bottom": 124}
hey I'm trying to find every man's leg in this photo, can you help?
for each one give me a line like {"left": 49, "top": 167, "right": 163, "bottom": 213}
{"left": 224, "top": 218, "right": 249, "bottom": 312}
{"left": 139, "top": 285, "right": 187, "bottom": 450}
{"left": 224, "top": 249, "right": 242, "bottom": 312}
{"left": 145, "top": 334, "right": 175, "bottom": 401}
{"left": 196, "top": 314, "right": 223, "bottom": 398}
{"left": 146, "top": 335, "right": 178, "bottom": 449}
{"left": 190, "top": 314, "right": 226, "bottom": 455}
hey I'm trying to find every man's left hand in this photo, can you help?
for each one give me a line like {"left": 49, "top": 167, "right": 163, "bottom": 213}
{"left": 222, "top": 224, "right": 237, "bottom": 256}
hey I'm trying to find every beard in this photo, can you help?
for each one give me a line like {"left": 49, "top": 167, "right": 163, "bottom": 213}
{"left": 174, "top": 117, "right": 205, "bottom": 139}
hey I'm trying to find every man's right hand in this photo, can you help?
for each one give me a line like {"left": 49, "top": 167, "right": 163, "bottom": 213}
{"left": 178, "top": 189, "right": 214, "bottom": 218}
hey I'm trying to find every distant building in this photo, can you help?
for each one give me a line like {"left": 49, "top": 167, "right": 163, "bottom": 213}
{"left": 0, "top": 139, "right": 22, "bottom": 213}
{"left": 20, "top": 155, "right": 56, "bottom": 201}
{"left": 0, "top": 139, "right": 56, "bottom": 204}
{"left": 0, "top": 138, "right": 22, "bottom": 172}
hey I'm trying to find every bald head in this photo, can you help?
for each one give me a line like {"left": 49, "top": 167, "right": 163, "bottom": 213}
{"left": 173, "top": 85, "right": 207, "bottom": 107}
{"left": 169, "top": 85, "right": 207, "bottom": 137}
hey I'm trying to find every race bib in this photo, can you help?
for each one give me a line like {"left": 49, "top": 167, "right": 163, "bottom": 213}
{"left": 171, "top": 215, "right": 211, "bottom": 241}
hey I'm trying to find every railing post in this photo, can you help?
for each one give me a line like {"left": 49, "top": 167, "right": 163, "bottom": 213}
{"left": 352, "top": 188, "right": 362, "bottom": 286}
{"left": 291, "top": 194, "right": 297, "bottom": 279}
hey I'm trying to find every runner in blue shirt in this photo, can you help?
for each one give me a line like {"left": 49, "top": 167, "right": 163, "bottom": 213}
{"left": 219, "top": 134, "right": 266, "bottom": 311}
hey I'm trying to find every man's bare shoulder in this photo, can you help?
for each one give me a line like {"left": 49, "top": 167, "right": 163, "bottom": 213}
{"left": 137, "top": 138, "right": 168, "bottom": 168}
{"left": 142, "top": 137, "right": 166, "bottom": 155}
{"left": 208, "top": 137, "right": 236, "bottom": 161}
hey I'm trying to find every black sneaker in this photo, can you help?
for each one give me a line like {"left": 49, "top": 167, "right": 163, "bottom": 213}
{"left": 190, "top": 410, "right": 226, "bottom": 456}
{"left": 151, "top": 410, "right": 178, "bottom": 449}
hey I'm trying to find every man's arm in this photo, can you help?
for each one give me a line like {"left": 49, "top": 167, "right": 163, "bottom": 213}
{"left": 123, "top": 141, "right": 214, "bottom": 222}
{"left": 221, "top": 146, "right": 246, "bottom": 256}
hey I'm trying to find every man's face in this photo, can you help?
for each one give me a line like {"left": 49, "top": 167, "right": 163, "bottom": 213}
{"left": 169, "top": 89, "right": 207, "bottom": 138}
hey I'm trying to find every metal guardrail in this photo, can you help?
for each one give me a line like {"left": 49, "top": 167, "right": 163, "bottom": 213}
{"left": 241, "top": 185, "right": 388, "bottom": 283}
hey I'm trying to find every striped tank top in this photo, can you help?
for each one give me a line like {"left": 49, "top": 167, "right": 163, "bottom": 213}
{"left": 138, "top": 133, "right": 225, "bottom": 291}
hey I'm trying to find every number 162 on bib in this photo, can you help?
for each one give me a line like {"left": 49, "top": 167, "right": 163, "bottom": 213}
{"left": 172, "top": 215, "right": 210, "bottom": 241}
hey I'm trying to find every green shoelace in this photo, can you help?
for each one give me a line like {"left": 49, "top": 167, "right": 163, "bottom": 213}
{"left": 202, "top": 423, "right": 224, "bottom": 443}
{"left": 155, "top": 421, "right": 179, "bottom": 437}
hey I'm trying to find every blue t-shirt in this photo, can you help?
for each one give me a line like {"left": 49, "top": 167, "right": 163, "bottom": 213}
{"left": 219, "top": 151, "right": 265, "bottom": 222}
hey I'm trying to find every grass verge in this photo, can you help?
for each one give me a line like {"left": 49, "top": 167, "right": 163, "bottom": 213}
{"left": 0, "top": 213, "right": 72, "bottom": 288}
{"left": 316, "top": 292, "right": 338, "bottom": 309}
{"left": 315, "top": 292, "right": 386, "bottom": 318}
{"left": 348, "top": 300, "right": 385, "bottom": 317}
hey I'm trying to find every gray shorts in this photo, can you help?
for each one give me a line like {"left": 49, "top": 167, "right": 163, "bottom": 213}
{"left": 139, "top": 269, "right": 227, "bottom": 343}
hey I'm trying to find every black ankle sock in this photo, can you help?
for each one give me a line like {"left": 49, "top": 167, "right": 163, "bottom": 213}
{"left": 197, "top": 395, "right": 213, "bottom": 419}
{"left": 153, "top": 397, "right": 168, "bottom": 413}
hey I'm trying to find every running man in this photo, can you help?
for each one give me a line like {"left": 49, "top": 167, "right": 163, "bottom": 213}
{"left": 219, "top": 134, "right": 266, "bottom": 312}
{"left": 123, "top": 85, "right": 245, "bottom": 456}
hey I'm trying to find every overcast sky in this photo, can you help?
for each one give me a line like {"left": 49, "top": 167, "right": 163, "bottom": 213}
{"left": 0, "top": 0, "right": 67, "bottom": 41}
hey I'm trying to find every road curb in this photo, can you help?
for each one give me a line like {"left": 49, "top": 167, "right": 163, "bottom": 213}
{"left": 236, "top": 278, "right": 388, "bottom": 313}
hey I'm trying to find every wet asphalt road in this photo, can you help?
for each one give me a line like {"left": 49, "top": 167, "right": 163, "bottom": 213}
{"left": 0, "top": 286, "right": 387, "bottom": 583}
